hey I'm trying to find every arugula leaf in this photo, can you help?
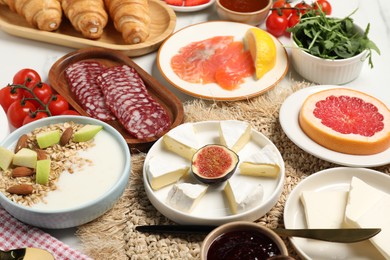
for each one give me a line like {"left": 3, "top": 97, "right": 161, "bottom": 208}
{"left": 287, "top": 8, "right": 380, "bottom": 68}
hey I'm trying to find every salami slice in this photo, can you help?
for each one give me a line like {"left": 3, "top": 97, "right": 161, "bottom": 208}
{"left": 97, "top": 65, "right": 171, "bottom": 139}
{"left": 65, "top": 61, "right": 116, "bottom": 121}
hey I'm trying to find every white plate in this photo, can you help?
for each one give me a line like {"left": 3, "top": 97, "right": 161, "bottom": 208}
{"left": 284, "top": 167, "right": 389, "bottom": 260}
{"left": 164, "top": 0, "right": 215, "bottom": 12}
{"left": 279, "top": 85, "right": 390, "bottom": 167}
{"left": 157, "top": 21, "right": 289, "bottom": 101}
{"left": 143, "top": 120, "right": 285, "bottom": 225}
{"left": 0, "top": 105, "right": 10, "bottom": 143}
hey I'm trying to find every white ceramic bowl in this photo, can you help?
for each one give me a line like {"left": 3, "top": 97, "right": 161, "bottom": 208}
{"left": 0, "top": 116, "right": 131, "bottom": 229}
{"left": 291, "top": 25, "right": 368, "bottom": 85}
{"left": 200, "top": 221, "right": 290, "bottom": 260}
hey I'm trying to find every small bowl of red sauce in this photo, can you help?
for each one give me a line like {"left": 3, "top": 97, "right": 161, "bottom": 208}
{"left": 215, "top": 0, "right": 272, "bottom": 25}
{"left": 201, "top": 221, "right": 290, "bottom": 260}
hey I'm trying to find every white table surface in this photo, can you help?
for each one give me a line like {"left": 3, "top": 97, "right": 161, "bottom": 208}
{"left": 0, "top": 0, "right": 389, "bottom": 255}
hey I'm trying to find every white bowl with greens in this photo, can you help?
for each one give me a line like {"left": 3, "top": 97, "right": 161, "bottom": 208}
{"left": 289, "top": 10, "right": 380, "bottom": 85}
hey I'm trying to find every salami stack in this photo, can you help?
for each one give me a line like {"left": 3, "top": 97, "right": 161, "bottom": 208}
{"left": 65, "top": 61, "right": 116, "bottom": 121}
{"left": 97, "top": 65, "right": 171, "bottom": 139}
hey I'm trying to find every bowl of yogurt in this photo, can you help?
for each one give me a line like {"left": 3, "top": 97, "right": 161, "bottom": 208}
{"left": 0, "top": 115, "right": 131, "bottom": 229}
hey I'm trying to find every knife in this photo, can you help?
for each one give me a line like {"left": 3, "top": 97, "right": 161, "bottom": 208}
{"left": 135, "top": 225, "right": 381, "bottom": 243}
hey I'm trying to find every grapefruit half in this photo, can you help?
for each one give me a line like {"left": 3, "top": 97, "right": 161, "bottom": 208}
{"left": 299, "top": 88, "right": 390, "bottom": 155}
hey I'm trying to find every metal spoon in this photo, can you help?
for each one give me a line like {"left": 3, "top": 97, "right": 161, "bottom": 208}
{"left": 0, "top": 248, "right": 54, "bottom": 260}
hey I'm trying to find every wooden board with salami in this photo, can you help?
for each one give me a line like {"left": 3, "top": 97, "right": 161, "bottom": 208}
{"left": 48, "top": 47, "right": 184, "bottom": 152}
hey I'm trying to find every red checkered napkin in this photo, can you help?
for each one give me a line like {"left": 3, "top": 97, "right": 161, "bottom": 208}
{"left": 0, "top": 207, "right": 92, "bottom": 260}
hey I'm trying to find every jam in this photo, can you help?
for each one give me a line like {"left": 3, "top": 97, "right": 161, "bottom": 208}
{"left": 219, "top": 0, "right": 269, "bottom": 13}
{"left": 207, "top": 230, "right": 281, "bottom": 260}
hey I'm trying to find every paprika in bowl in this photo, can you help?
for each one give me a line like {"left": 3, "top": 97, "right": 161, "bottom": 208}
{"left": 216, "top": 0, "right": 272, "bottom": 26}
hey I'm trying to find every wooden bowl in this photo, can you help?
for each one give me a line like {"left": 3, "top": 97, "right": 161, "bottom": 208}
{"left": 48, "top": 47, "right": 184, "bottom": 152}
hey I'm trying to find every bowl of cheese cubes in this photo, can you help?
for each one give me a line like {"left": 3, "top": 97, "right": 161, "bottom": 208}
{"left": 142, "top": 120, "right": 285, "bottom": 225}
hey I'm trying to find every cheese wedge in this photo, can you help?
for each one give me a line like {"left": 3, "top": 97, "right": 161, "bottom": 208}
{"left": 219, "top": 120, "right": 251, "bottom": 153}
{"left": 301, "top": 190, "right": 348, "bottom": 228}
{"left": 163, "top": 123, "right": 199, "bottom": 160}
{"left": 239, "top": 144, "right": 280, "bottom": 178}
{"left": 147, "top": 156, "right": 189, "bottom": 190}
{"left": 166, "top": 183, "right": 208, "bottom": 212}
{"left": 224, "top": 180, "right": 264, "bottom": 214}
{"left": 345, "top": 177, "right": 390, "bottom": 259}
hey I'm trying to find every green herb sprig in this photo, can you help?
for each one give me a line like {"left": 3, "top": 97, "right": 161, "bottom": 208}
{"left": 287, "top": 8, "right": 380, "bottom": 68}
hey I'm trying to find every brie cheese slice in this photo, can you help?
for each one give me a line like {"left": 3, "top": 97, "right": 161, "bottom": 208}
{"left": 224, "top": 180, "right": 264, "bottom": 214}
{"left": 166, "top": 183, "right": 208, "bottom": 213}
{"left": 219, "top": 120, "right": 251, "bottom": 153}
{"left": 239, "top": 144, "right": 280, "bottom": 178}
{"left": 163, "top": 123, "right": 199, "bottom": 160}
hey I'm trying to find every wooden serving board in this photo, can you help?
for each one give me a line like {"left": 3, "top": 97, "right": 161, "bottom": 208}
{"left": 48, "top": 47, "right": 184, "bottom": 152}
{"left": 0, "top": 0, "right": 176, "bottom": 57}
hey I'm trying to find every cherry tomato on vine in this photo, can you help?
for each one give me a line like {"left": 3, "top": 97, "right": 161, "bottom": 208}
{"left": 288, "top": 13, "right": 300, "bottom": 28}
{"left": 266, "top": 12, "right": 288, "bottom": 37}
{"left": 28, "top": 82, "right": 53, "bottom": 108}
{"left": 0, "top": 86, "right": 24, "bottom": 112}
{"left": 272, "top": 0, "right": 292, "bottom": 17}
{"left": 313, "top": 0, "right": 332, "bottom": 15}
{"left": 12, "top": 68, "right": 41, "bottom": 91}
{"left": 7, "top": 100, "right": 36, "bottom": 128}
{"left": 44, "top": 94, "right": 69, "bottom": 116}
{"left": 60, "top": 110, "right": 81, "bottom": 116}
{"left": 22, "top": 111, "right": 48, "bottom": 125}
{"left": 294, "top": 1, "right": 311, "bottom": 14}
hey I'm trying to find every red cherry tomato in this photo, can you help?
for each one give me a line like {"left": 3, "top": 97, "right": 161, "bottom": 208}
{"left": 22, "top": 111, "right": 49, "bottom": 125}
{"left": 294, "top": 1, "right": 311, "bottom": 14}
{"left": 60, "top": 110, "right": 81, "bottom": 116}
{"left": 44, "top": 94, "right": 69, "bottom": 116}
{"left": 29, "top": 82, "right": 53, "bottom": 108}
{"left": 313, "top": 0, "right": 332, "bottom": 15}
{"left": 12, "top": 68, "right": 41, "bottom": 91}
{"left": 266, "top": 12, "right": 288, "bottom": 37}
{"left": 7, "top": 100, "right": 36, "bottom": 128}
{"left": 0, "top": 86, "right": 24, "bottom": 112}
{"left": 272, "top": 0, "right": 292, "bottom": 18}
{"left": 288, "top": 13, "right": 300, "bottom": 28}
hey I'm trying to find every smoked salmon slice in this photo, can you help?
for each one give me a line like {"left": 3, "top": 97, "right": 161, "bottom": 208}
{"left": 170, "top": 36, "right": 255, "bottom": 90}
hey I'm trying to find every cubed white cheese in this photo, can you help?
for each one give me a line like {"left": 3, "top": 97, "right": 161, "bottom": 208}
{"left": 166, "top": 183, "right": 208, "bottom": 212}
{"left": 219, "top": 120, "right": 251, "bottom": 153}
{"left": 163, "top": 123, "right": 199, "bottom": 160}
{"left": 300, "top": 190, "right": 348, "bottom": 228}
{"left": 147, "top": 156, "right": 189, "bottom": 190}
{"left": 224, "top": 180, "right": 264, "bottom": 214}
{"left": 345, "top": 177, "right": 390, "bottom": 259}
{"left": 239, "top": 144, "right": 280, "bottom": 178}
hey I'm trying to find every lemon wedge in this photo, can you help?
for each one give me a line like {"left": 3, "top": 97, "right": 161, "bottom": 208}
{"left": 244, "top": 28, "right": 277, "bottom": 80}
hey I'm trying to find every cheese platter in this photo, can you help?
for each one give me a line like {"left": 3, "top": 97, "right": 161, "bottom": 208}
{"left": 142, "top": 120, "right": 285, "bottom": 225}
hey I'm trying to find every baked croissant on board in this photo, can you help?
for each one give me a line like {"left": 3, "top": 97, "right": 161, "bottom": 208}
{"left": 61, "top": 0, "right": 108, "bottom": 39}
{"left": 104, "top": 0, "right": 151, "bottom": 44}
{"left": 1, "top": 0, "right": 62, "bottom": 31}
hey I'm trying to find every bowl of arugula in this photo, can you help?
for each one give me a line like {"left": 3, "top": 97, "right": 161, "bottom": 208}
{"left": 289, "top": 9, "right": 380, "bottom": 85}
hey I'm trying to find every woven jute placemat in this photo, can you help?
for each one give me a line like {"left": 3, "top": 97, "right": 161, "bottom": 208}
{"left": 76, "top": 81, "right": 390, "bottom": 260}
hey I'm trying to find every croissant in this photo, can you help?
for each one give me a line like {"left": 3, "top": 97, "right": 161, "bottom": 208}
{"left": 2, "top": 0, "right": 62, "bottom": 31}
{"left": 104, "top": 0, "right": 151, "bottom": 44}
{"left": 62, "top": 0, "right": 108, "bottom": 39}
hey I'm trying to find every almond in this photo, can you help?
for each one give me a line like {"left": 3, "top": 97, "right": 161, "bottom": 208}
{"left": 35, "top": 149, "right": 47, "bottom": 160}
{"left": 15, "top": 134, "right": 28, "bottom": 153}
{"left": 11, "top": 167, "right": 35, "bottom": 178}
{"left": 60, "top": 127, "right": 73, "bottom": 146}
{"left": 6, "top": 184, "right": 33, "bottom": 195}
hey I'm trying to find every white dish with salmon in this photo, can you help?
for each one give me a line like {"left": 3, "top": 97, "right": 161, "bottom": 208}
{"left": 142, "top": 120, "right": 285, "bottom": 225}
{"left": 157, "top": 21, "right": 288, "bottom": 101}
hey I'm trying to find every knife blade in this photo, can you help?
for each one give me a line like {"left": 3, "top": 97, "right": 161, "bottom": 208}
{"left": 135, "top": 225, "right": 381, "bottom": 243}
